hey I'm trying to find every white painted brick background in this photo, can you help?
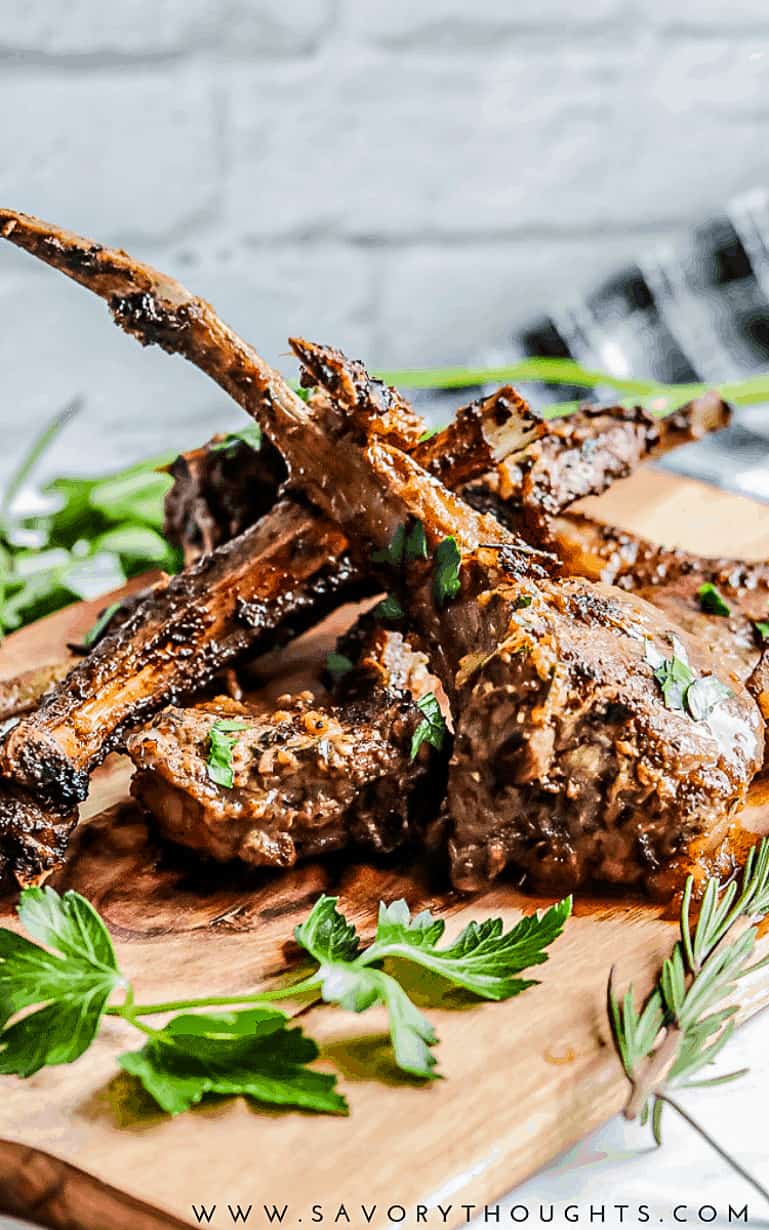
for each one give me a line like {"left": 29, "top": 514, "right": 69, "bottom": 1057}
{"left": 0, "top": 0, "right": 767, "bottom": 481}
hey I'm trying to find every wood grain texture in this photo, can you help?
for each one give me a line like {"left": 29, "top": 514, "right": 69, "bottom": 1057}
{"left": 1, "top": 468, "right": 769, "bottom": 1230}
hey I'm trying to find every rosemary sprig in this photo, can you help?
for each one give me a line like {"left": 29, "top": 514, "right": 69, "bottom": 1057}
{"left": 608, "top": 837, "right": 769, "bottom": 1201}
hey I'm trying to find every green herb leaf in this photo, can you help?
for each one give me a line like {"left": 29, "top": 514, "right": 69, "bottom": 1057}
{"left": 369, "top": 897, "right": 572, "bottom": 1000}
{"left": 417, "top": 428, "right": 437, "bottom": 442}
{"left": 410, "top": 692, "right": 447, "bottom": 760}
{"left": 294, "top": 896, "right": 360, "bottom": 965}
{"left": 645, "top": 636, "right": 730, "bottom": 721}
{"left": 405, "top": 521, "right": 428, "bottom": 561}
{"left": 118, "top": 1007, "right": 346, "bottom": 1116}
{"left": 206, "top": 719, "right": 250, "bottom": 789}
{"left": 82, "top": 599, "right": 123, "bottom": 648}
{"left": 755, "top": 620, "right": 769, "bottom": 642}
{"left": 685, "top": 676, "right": 734, "bottom": 722}
{"left": 371, "top": 525, "right": 406, "bottom": 566}
{"left": 697, "top": 583, "right": 731, "bottom": 618}
{"left": 647, "top": 635, "right": 695, "bottom": 711}
{"left": 432, "top": 537, "right": 461, "bottom": 608}
{"left": 210, "top": 425, "right": 263, "bottom": 454}
{"left": 0, "top": 888, "right": 124, "bottom": 1076}
{"left": 372, "top": 521, "right": 428, "bottom": 568}
{"left": 294, "top": 894, "right": 570, "bottom": 1079}
{"left": 325, "top": 651, "right": 355, "bottom": 679}
{"left": 373, "top": 594, "right": 405, "bottom": 621}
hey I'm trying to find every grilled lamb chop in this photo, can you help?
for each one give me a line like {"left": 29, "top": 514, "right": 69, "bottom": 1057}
{"left": 496, "top": 394, "right": 730, "bottom": 545}
{"left": 545, "top": 513, "right": 769, "bottom": 683}
{"left": 239, "top": 344, "right": 765, "bottom": 895}
{"left": 0, "top": 211, "right": 543, "bottom": 885}
{"left": 127, "top": 627, "right": 440, "bottom": 868}
{"left": 163, "top": 430, "right": 286, "bottom": 564}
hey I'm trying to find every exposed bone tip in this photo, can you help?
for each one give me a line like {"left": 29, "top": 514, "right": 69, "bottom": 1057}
{"left": 480, "top": 386, "right": 545, "bottom": 463}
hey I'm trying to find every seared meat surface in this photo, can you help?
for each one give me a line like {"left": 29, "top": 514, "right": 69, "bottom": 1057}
{"left": 247, "top": 344, "right": 764, "bottom": 895}
{"left": 164, "top": 433, "right": 286, "bottom": 564}
{"left": 128, "top": 640, "right": 438, "bottom": 868}
{"left": 549, "top": 512, "right": 769, "bottom": 684}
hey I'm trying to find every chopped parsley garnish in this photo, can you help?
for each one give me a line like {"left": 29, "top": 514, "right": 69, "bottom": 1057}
{"left": 372, "top": 525, "right": 406, "bottom": 566}
{"left": 432, "top": 536, "right": 461, "bottom": 607}
{"left": 514, "top": 595, "right": 533, "bottom": 611}
{"left": 325, "top": 651, "right": 355, "bottom": 679}
{"left": 755, "top": 620, "right": 769, "bottom": 642}
{"left": 210, "top": 424, "right": 262, "bottom": 454}
{"left": 405, "top": 520, "right": 428, "bottom": 561}
{"left": 373, "top": 594, "right": 405, "bottom": 621}
{"left": 697, "top": 583, "right": 731, "bottom": 617}
{"left": 82, "top": 599, "right": 123, "bottom": 648}
{"left": 371, "top": 520, "right": 428, "bottom": 567}
{"left": 206, "top": 719, "right": 250, "bottom": 789}
{"left": 409, "top": 692, "right": 447, "bottom": 761}
{"left": 417, "top": 428, "right": 438, "bottom": 443}
{"left": 645, "top": 636, "right": 732, "bottom": 721}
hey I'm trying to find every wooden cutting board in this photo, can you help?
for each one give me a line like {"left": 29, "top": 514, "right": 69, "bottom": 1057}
{"left": 2, "top": 469, "right": 769, "bottom": 1230}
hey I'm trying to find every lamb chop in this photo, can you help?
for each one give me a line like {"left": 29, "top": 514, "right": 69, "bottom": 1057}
{"left": 0, "top": 209, "right": 763, "bottom": 897}
{"left": 226, "top": 340, "right": 764, "bottom": 896}
{"left": 0, "top": 210, "right": 544, "bottom": 885}
{"left": 163, "top": 429, "right": 286, "bottom": 564}
{"left": 127, "top": 624, "right": 440, "bottom": 868}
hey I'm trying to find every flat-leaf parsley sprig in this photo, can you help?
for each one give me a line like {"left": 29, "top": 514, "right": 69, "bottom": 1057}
{"left": 608, "top": 837, "right": 769, "bottom": 1202}
{"left": 0, "top": 887, "right": 570, "bottom": 1116}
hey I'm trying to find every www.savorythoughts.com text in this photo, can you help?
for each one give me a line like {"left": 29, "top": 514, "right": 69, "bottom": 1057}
{"left": 189, "top": 1201, "right": 754, "bottom": 1227}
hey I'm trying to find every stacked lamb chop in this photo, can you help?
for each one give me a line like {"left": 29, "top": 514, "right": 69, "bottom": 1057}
{"left": 0, "top": 208, "right": 767, "bottom": 899}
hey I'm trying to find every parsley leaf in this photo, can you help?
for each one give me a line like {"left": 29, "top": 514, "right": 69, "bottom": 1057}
{"left": 118, "top": 1007, "right": 346, "bottom": 1117}
{"left": 210, "top": 425, "right": 262, "bottom": 454}
{"left": 373, "top": 594, "right": 405, "bottom": 621}
{"left": 645, "top": 636, "right": 732, "bottom": 721}
{"left": 645, "top": 635, "right": 695, "bottom": 711}
{"left": 206, "top": 719, "right": 250, "bottom": 789}
{"left": 371, "top": 521, "right": 427, "bottom": 566}
{"left": 368, "top": 898, "right": 573, "bottom": 1000}
{"left": 410, "top": 692, "right": 447, "bottom": 761}
{"left": 294, "top": 894, "right": 571, "bottom": 1079}
{"left": 697, "top": 583, "right": 731, "bottom": 617}
{"left": 433, "top": 537, "right": 461, "bottom": 607}
{"left": 325, "top": 651, "right": 355, "bottom": 679}
{"left": 755, "top": 620, "right": 769, "bottom": 642}
{"left": 0, "top": 888, "right": 124, "bottom": 1076}
{"left": 405, "top": 520, "right": 428, "bottom": 561}
{"left": 371, "top": 525, "right": 406, "bottom": 566}
{"left": 82, "top": 599, "right": 123, "bottom": 648}
{"left": 294, "top": 895, "right": 361, "bottom": 964}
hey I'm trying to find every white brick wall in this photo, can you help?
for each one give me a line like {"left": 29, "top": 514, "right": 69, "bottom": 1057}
{"left": 0, "top": 0, "right": 767, "bottom": 480}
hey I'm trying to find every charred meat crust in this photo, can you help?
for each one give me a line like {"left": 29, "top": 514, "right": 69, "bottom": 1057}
{"left": 164, "top": 434, "right": 287, "bottom": 564}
